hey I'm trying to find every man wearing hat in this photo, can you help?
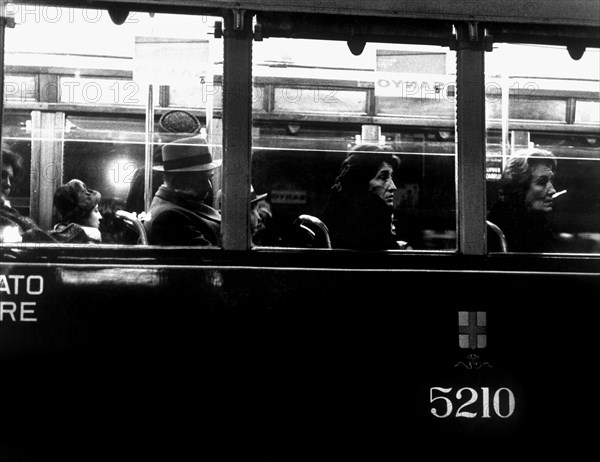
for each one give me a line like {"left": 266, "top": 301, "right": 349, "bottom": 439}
{"left": 213, "top": 185, "right": 271, "bottom": 245}
{"left": 125, "top": 110, "right": 202, "bottom": 214}
{"left": 144, "top": 135, "right": 222, "bottom": 246}
{"left": 249, "top": 187, "right": 271, "bottom": 245}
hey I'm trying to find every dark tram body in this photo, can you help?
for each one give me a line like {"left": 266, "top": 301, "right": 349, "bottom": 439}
{"left": 1, "top": 0, "right": 599, "bottom": 459}
{"left": 2, "top": 249, "right": 598, "bottom": 458}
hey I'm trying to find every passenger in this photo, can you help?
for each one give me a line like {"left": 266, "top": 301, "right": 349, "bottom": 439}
{"left": 0, "top": 214, "right": 23, "bottom": 242}
{"left": 487, "top": 148, "right": 558, "bottom": 252}
{"left": 214, "top": 186, "right": 271, "bottom": 245}
{"left": 1, "top": 142, "right": 22, "bottom": 205}
{"left": 125, "top": 149, "right": 164, "bottom": 215}
{"left": 0, "top": 199, "right": 57, "bottom": 243}
{"left": 322, "top": 144, "right": 408, "bottom": 250}
{"left": 52, "top": 179, "right": 103, "bottom": 243}
{"left": 98, "top": 197, "right": 138, "bottom": 244}
{"left": 1, "top": 144, "right": 58, "bottom": 243}
{"left": 144, "top": 135, "right": 222, "bottom": 246}
{"left": 250, "top": 189, "right": 272, "bottom": 246}
{"left": 125, "top": 110, "right": 201, "bottom": 214}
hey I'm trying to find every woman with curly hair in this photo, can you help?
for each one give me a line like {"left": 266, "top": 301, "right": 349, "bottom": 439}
{"left": 487, "top": 148, "right": 558, "bottom": 252}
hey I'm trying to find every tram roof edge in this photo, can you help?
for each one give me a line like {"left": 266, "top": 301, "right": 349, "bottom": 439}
{"left": 5, "top": 0, "right": 600, "bottom": 28}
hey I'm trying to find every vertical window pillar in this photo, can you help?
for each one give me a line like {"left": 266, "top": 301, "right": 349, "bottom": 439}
{"left": 455, "top": 22, "right": 487, "bottom": 255}
{"left": 30, "top": 111, "right": 65, "bottom": 229}
{"left": 221, "top": 10, "right": 253, "bottom": 250}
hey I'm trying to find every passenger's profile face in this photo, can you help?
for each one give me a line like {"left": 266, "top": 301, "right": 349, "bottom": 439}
{"left": 368, "top": 162, "right": 396, "bottom": 207}
{"left": 84, "top": 205, "right": 102, "bottom": 228}
{"left": 250, "top": 200, "right": 271, "bottom": 237}
{"left": 525, "top": 163, "right": 556, "bottom": 213}
{"left": 1, "top": 164, "right": 14, "bottom": 197}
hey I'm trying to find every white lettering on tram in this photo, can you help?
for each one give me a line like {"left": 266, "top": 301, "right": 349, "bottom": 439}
{"left": 0, "top": 302, "right": 37, "bottom": 322}
{"left": 430, "top": 386, "right": 515, "bottom": 419}
{"left": 0, "top": 275, "right": 44, "bottom": 323}
{"left": 0, "top": 275, "right": 44, "bottom": 295}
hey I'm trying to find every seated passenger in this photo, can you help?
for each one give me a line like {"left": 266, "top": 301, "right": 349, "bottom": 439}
{"left": 1, "top": 196, "right": 57, "bottom": 243}
{"left": 144, "top": 135, "right": 222, "bottom": 246}
{"left": 215, "top": 186, "right": 271, "bottom": 246}
{"left": 1, "top": 142, "right": 22, "bottom": 206}
{"left": 98, "top": 197, "right": 138, "bottom": 244}
{"left": 125, "top": 110, "right": 202, "bottom": 214}
{"left": 125, "top": 149, "right": 164, "bottom": 215}
{"left": 0, "top": 214, "right": 23, "bottom": 242}
{"left": 322, "top": 144, "right": 408, "bottom": 250}
{"left": 250, "top": 189, "right": 272, "bottom": 246}
{"left": 2, "top": 146, "right": 57, "bottom": 243}
{"left": 487, "top": 148, "right": 559, "bottom": 252}
{"left": 52, "top": 179, "right": 103, "bottom": 243}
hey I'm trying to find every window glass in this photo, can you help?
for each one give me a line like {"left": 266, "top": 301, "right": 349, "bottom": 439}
{"left": 251, "top": 39, "right": 457, "bottom": 250}
{"left": 486, "top": 44, "right": 600, "bottom": 253}
{"left": 4, "top": 75, "right": 36, "bottom": 102}
{"left": 1, "top": 7, "right": 223, "bottom": 246}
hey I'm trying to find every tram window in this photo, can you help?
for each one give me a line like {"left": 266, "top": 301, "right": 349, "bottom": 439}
{"left": 485, "top": 44, "right": 600, "bottom": 254}
{"left": 2, "top": 7, "right": 224, "bottom": 247}
{"left": 251, "top": 38, "right": 457, "bottom": 250}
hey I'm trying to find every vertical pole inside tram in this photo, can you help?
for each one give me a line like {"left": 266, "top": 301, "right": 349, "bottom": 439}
{"left": 144, "top": 84, "right": 154, "bottom": 213}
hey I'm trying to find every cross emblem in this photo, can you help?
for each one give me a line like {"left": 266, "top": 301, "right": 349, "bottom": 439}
{"left": 458, "top": 311, "right": 487, "bottom": 349}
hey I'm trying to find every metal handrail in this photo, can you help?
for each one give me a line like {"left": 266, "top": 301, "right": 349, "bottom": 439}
{"left": 116, "top": 210, "right": 149, "bottom": 245}
{"left": 486, "top": 220, "right": 508, "bottom": 253}
{"left": 295, "top": 214, "right": 332, "bottom": 249}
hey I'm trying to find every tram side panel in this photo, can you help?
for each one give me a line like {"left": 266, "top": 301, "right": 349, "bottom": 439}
{"left": 0, "top": 261, "right": 597, "bottom": 456}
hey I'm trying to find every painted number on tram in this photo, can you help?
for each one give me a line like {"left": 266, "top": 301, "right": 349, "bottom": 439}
{"left": 430, "top": 387, "right": 515, "bottom": 418}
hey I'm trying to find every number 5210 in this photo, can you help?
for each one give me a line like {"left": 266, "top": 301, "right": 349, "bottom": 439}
{"left": 430, "top": 387, "right": 515, "bottom": 418}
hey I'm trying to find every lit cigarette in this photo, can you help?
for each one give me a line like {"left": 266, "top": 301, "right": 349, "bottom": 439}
{"left": 552, "top": 190, "right": 567, "bottom": 199}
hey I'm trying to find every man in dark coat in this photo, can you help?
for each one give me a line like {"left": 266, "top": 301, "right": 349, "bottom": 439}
{"left": 144, "top": 135, "right": 222, "bottom": 246}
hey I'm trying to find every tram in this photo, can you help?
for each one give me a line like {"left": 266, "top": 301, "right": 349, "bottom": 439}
{"left": 1, "top": 1, "right": 599, "bottom": 459}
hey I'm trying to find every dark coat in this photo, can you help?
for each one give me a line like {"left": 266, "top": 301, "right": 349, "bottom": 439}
{"left": 51, "top": 222, "right": 102, "bottom": 244}
{"left": 144, "top": 185, "right": 221, "bottom": 246}
{"left": 1, "top": 202, "right": 57, "bottom": 243}
{"left": 1, "top": 200, "right": 101, "bottom": 244}
{"left": 487, "top": 202, "right": 558, "bottom": 253}
{"left": 125, "top": 167, "right": 163, "bottom": 214}
{"left": 323, "top": 193, "right": 401, "bottom": 250}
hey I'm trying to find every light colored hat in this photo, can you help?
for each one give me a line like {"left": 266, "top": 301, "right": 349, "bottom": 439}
{"left": 153, "top": 135, "right": 222, "bottom": 172}
{"left": 251, "top": 185, "right": 268, "bottom": 204}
